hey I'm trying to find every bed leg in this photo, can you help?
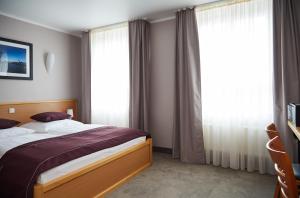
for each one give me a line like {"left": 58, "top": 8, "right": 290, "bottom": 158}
{"left": 149, "top": 138, "right": 153, "bottom": 165}
{"left": 34, "top": 184, "right": 44, "bottom": 198}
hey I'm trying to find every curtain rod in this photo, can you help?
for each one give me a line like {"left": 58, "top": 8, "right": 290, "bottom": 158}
{"left": 89, "top": 21, "right": 128, "bottom": 33}
{"left": 86, "top": 0, "right": 251, "bottom": 32}
{"left": 196, "top": 0, "right": 251, "bottom": 12}
{"left": 88, "top": 17, "right": 149, "bottom": 32}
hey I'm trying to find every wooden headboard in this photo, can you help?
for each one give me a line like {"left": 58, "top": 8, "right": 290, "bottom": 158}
{"left": 0, "top": 99, "right": 77, "bottom": 124}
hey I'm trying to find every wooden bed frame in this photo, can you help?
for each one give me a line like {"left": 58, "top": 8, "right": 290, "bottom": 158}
{"left": 0, "top": 99, "right": 153, "bottom": 198}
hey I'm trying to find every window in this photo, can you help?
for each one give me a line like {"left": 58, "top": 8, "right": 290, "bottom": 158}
{"left": 196, "top": 0, "right": 273, "bottom": 173}
{"left": 90, "top": 23, "right": 129, "bottom": 127}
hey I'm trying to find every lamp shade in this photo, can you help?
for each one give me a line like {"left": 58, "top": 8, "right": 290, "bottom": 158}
{"left": 67, "top": 109, "right": 74, "bottom": 118}
{"left": 45, "top": 52, "right": 55, "bottom": 73}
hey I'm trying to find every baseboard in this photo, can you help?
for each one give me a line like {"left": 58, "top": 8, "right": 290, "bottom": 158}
{"left": 153, "top": 146, "right": 172, "bottom": 154}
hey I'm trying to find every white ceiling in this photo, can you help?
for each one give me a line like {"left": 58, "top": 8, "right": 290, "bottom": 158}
{"left": 0, "top": 0, "right": 217, "bottom": 37}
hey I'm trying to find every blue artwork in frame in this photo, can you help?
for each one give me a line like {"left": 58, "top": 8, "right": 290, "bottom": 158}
{"left": 0, "top": 37, "right": 33, "bottom": 80}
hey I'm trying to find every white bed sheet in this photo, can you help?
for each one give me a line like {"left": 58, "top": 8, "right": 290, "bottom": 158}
{"left": 37, "top": 136, "right": 146, "bottom": 184}
{"left": 0, "top": 123, "right": 146, "bottom": 184}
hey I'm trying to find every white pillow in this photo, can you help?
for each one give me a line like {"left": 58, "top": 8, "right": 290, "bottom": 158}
{"left": 0, "top": 127, "right": 35, "bottom": 138}
{"left": 20, "top": 119, "right": 85, "bottom": 133}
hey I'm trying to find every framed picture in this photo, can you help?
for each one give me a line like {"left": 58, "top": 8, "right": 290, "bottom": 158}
{"left": 0, "top": 37, "right": 33, "bottom": 80}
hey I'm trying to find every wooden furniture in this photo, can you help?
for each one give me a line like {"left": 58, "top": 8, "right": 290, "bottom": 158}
{"left": 0, "top": 99, "right": 78, "bottom": 122}
{"left": 266, "top": 123, "right": 280, "bottom": 139}
{"left": 34, "top": 138, "right": 152, "bottom": 198}
{"left": 288, "top": 121, "right": 300, "bottom": 141}
{"left": 265, "top": 123, "right": 281, "bottom": 198}
{"left": 0, "top": 100, "right": 153, "bottom": 198}
{"left": 266, "top": 123, "right": 300, "bottom": 198}
{"left": 267, "top": 136, "right": 298, "bottom": 198}
{"left": 287, "top": 121, "right": 300, "bottom": 164}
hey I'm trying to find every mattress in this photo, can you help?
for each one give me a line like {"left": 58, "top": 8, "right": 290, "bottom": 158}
{"left": 0, "top": 123, "right": 146, "bottom": 184}
{"left": 37, "top": 136, "right": 146, "bottom": 184}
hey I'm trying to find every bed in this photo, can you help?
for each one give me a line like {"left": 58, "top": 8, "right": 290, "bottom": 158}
{"left": 0, "top": 99, "right": 152, "bottom": 198}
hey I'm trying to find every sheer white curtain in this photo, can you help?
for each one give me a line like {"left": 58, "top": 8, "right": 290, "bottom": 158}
{"left": 90, "top": 23, "right": 129, "bottom": 127}
{"left": 196, "top": 0, "right": 274, "bottom": 174}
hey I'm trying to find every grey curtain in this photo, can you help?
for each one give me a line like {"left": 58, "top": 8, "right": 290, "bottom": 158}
{"left": 273, "top": 0, "right": 300, "bottom": 161}
{"left": 81, "top": 32, "right": 91, "bottom": 123}
{"left": 129, "top": 20, "right": 150, "bottom": 131}
{"left": 172, "top": 8, "right": 205, "bottom": 163}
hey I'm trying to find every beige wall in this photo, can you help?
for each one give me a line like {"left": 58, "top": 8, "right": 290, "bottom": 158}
{"left": 0, "top": 15, "right": 81, "bottom": 105}
{"left": 0, "top": 14, "right": 175, "bottom": 148}
{"left": 149, "top": 19, "right": 176, "bottom": 148}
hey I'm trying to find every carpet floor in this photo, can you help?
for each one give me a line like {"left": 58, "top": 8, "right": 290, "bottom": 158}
{"left": 108, "top": 153, "right": 276, "bottom": 198}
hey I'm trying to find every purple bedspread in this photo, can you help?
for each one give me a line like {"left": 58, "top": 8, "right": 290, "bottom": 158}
{"left": 0, "top": 126, "right": 149, "bottom": 198}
